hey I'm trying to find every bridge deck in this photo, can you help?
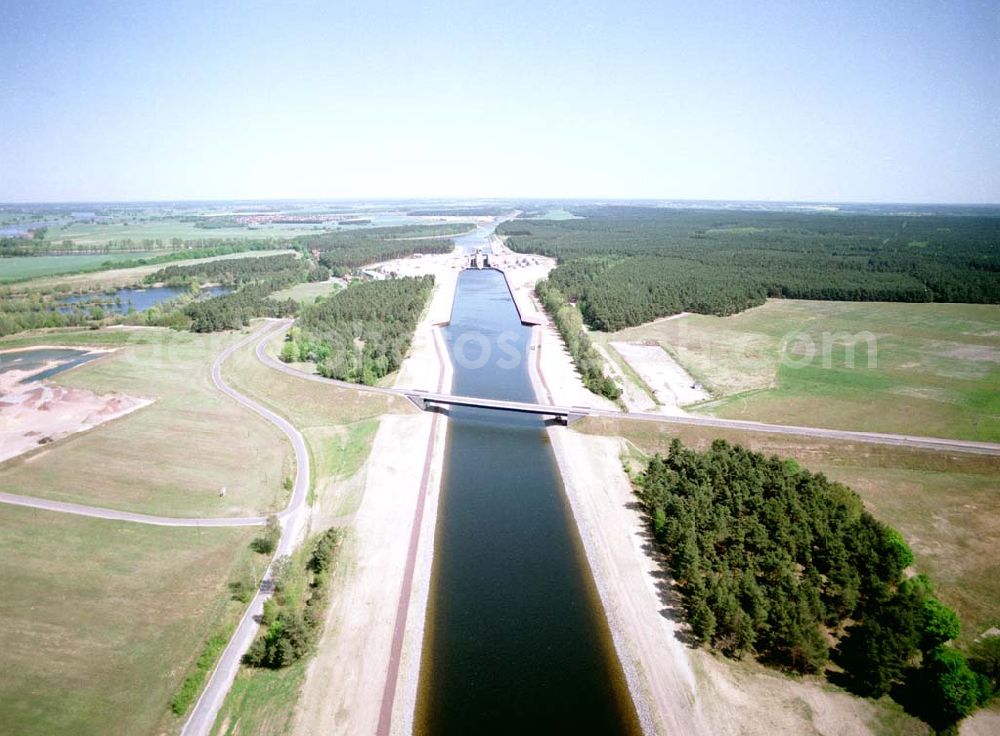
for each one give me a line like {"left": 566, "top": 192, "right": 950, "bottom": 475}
{"left": 405, "top": 392, "right": 587, "bottom": 423}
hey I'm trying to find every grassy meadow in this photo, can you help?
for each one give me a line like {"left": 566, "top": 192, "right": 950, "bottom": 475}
{"left": 0, "top": 253, "right": 162, "bottom": 283}
{"left": 220, "top": 326, "right": 406, "bottom": 509}
{"left": 581, "top": 416, "right": 1000, "bottom": 644}
{"left": 6, "top": 248, "right": 297, "bottom": 294}
{"left": 44, "top": 220, "right": 323, "bottom": 246}
{"left": 0, "top": 503, "right": 257, "bottom": 736}
{"left": 609, "top": 300, "right": 1000, "bottom": 442}
{"left": 268, "top": 280, "right": 342, "bottom": 304}
{"left": 0, "top": 327, "right": 290, "bottom": 517}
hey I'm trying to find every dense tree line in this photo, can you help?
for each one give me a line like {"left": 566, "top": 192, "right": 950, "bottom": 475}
{"left": 146, "top": 253, "right": 326, "bottom": 288}
{"left": 244, "top": 528, "right": 342, "bottom": 669}
{"left": 0, "top": 237, "right": 36, "bottom": 257}
{"left": 501, "top": 208, "right": 1000, "bottom": 331}
{"left": 182, "top": 285, "right": 298, "bottom": 332}
{"left": 535, "top": 279, "right": 620, "bottom": 399}
{"left": 0, "top": 293, "right": 89, "bottom": 336}
{"left": 100, "top": 240, "right": 287, "bottom": 269}
{"left": 298, "top": 230, "right": 457, "bottom": 274}
{"left": 636, "top": 439, "right": 994, "bottom": 730}
{"left": 282, "top": 276, "right": 434, "bottom": 384}
{"left": 2, "top": 233, "right": 290, "bottom": 256}
{"left": 140, "top": 253, "right": 323, "bottom": 332}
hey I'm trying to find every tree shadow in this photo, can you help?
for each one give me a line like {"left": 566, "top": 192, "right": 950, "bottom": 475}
{"left": 624, "top": 498, "right": 698, "bottom": 647}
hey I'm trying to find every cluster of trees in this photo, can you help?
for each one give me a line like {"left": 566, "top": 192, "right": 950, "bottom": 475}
{"left": 0, "top": 237, "right": 36, "bottom": 257}
{"left": 142, "top": 254, "right": 326, "bottom": 332}
{"left": 100, "top": 239, "right": 287, "bottom": 269}
{"left": 0, "top": 290, "right": 89, "bottom": 336}
{"left": 146, "top": 253, "right": 325, "bottom": 288}
{"left": 282, "top": 276, "right": 434, "bottom": 384}
{"left": 182, "top": 285, "right": 298, "bottom": 332}
{"left": 244, "top": 528, "right": 342, "bottom": 669}
{"left": 535, "top": 279, "right": 620, "bottom": 399}
{"left": 636, "top": 439, "right": 995, "bottom": 730}
{"left": 500, "top": 208, "right": 1000, "bottom": 331}
{"left": 298, "top": 230, "right": 457, "bottom": 274}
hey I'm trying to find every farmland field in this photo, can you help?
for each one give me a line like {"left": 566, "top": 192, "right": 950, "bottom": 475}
{"left": 6, "top": 249, "right": 295, "bottom": 294}
{"left": 0, "top": 327, "right": 290, "bottom": 517}
{"left": 0, "top": 503, "right": 257, "bottom": 736}
{"left": 609, "top": 300, "right": 1000, "bottom": 442}
{"left": 44, "top": 220, "right": 325, "bottom": 245}
{"left": 0, "top": 252, "right": 159, "bottom": 282}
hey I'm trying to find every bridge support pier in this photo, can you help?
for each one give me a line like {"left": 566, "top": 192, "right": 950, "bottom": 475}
{"left": 405, "top": 394, "right": 428, "bottom": 411}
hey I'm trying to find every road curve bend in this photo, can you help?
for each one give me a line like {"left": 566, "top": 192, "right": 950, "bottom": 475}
{"left": 182, "top": 320, "right": 312, "bottom": 736}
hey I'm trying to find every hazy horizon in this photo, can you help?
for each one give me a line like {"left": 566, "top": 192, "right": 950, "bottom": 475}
{"left": 2, "top": 1, "right": 998, "bottom": 204}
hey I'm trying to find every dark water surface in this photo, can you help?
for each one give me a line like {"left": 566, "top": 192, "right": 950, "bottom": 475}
{"left": 56, "top": 285, "right": 231, "bottom": 315}
{"left": 0, "top": 348, "right": 100, "bottom": 383}
{"left": 415, "top": 270, "right": 640, "bottom": 734}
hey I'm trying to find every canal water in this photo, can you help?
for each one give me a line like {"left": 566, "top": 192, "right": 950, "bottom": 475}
{"left": 415, "top": 268, "right": 640, "bottom": 734}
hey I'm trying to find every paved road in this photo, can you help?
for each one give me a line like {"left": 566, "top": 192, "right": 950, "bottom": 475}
{"left": 181, "top": 321, "right": 313, "bottom": 736}
{"left": 257, "top": 319, "right": 1000, "bottom": 457}
{"left": 585, "top": 408, "right": 1000, "bottom": 456}
{"left": 0, "top": 491, "right": 267, "bottom": 526}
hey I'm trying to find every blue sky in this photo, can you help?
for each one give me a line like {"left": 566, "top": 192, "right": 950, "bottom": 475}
{"left": 1, "top": 0, "right": 997, "bottom": 203}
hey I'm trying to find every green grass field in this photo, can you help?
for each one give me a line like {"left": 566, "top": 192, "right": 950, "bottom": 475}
{"left": 609, "top": 300, "right": 1000, "bottom": 442}
{"left": 0, "top": 327, "right": 291, "bottom": 517}
{"left": 6, "top": 248, "right": 296, "bottom": 294}
{"left": 221, "top": 326, "right": 405, "bottom": 510}
{"left": 44, "top": 220, "right": 323, "bottom": 246}
{"left": 0, "top": 253, "right": 159, "bottom": 283}
{"left": 581, "top": 416, "right": 1000, "bottom": 644}
{"left": 208, "top": 533, "right": 319, "bottom": 736}
{"left": 0, "top": 503, "right": 257, "bottom": 736}
{"left": 211, "top": 659, "right": 308, "bottom": 736}
{"left": 268, "top": 280, "right": 342, "bottom": 304}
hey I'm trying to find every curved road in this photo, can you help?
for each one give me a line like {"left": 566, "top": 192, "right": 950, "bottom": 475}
{"left": 1, "top": 312, "right": 996, "bottom": 732}
{"left": 181, "top": 320, "right": 313, "bottom": 736}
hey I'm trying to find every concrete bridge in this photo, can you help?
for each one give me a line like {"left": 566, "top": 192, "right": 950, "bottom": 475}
{"left": 405, "top": 391, "right": 588, "bottom": 426}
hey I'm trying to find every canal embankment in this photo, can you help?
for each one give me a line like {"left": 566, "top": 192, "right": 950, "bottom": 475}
{"left": 290, "top": 264, "right": 453, "bottom": 736}
{"left": 518, "top": 267, "right": 706, "bottom": 735}
{"left": 413, "top": 268, "right": 640, "bottom": 734}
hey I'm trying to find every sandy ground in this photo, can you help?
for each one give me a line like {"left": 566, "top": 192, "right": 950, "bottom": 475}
{"left": 493, "top": 237, "right": 618, "bottom": 411}
{"left": 535, "top": 394, "right": 921, "bottom": 735}
{"left": 519, "top": 270, "right": 916, "bottom": 733}
{"left": 547, "top": 429, "right": 706, "bottom": 735}
{"left": 594, "top": 342, "right": 658, "bottom": 413}
{"left": 0, "top": 355, "right": 151, "bottom": 464}
{"left": 610, "top": 341, "right": 710, "bottom": 412}
{"left": 292, "top": 235, "right": 930, "bottom": 735}
{"left": 291, "top": 262, "right": 453, "bottom": 736}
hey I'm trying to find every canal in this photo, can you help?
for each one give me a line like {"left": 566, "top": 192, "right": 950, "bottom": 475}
{"left": 415, "top": 267, "right": 641, "bottom": 734}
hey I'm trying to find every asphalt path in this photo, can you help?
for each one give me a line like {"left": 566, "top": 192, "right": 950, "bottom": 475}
{"left": 181, "top": 320, "right": 312, "bottom": 736}
{"left": 1, "top": 313, "right": 995, "bottom": 735}
{"left": 0, "top": 491, "right": 267, "bottom": 526}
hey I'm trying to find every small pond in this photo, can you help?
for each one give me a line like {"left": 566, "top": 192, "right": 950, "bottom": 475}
{"left": 56, "top": 285, "right": 231, "bottom": 315}
{"left": 0, "top": 348, "right": 102, "bottom": 384}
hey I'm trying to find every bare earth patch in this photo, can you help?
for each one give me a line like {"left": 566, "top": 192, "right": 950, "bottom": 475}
{"left": 610, "top": 341, "right": 710, "bottom": 411}
{"left": 0, "top": 365, "right": 151, "bottom": 464}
